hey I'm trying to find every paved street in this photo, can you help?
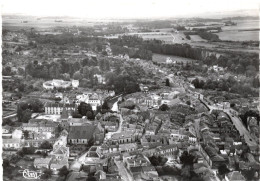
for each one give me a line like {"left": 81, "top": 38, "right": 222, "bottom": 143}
{"left": 200, "top": 99, "right": 258, "bottom": 147}
{"left": 114, "top": 160, "right": 133, "bottom": 181}
{"left": 105, "top": 99, "right": 125, "bottom": 141}
{"left": 224, "top": 109, "right": 257, "bottom": 147}
{"left": 194, "top": 118, "right": 201, "bottom": 140}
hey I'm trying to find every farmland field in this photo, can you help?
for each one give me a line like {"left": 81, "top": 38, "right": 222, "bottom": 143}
{"left": 152, "top": 53, "right": 196, "bottom": 64}
{"left": 216, "top": 30, "right": 259, "bottom": 41}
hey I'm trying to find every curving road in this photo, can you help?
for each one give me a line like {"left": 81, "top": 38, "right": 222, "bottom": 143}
{"left": 200, "top": 99, "right": 257, "bottom": 147}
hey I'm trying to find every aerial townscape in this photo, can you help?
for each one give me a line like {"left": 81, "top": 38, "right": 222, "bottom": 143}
{"left": 1, "top": 1, "right": 260, "bottom": 181}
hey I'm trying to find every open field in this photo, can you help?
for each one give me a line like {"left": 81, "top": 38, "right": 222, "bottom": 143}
{"left": 3, "top": 17, "right": 103, "bottom": 31}
{"left": 216, "top": 30, "right": 259, "bottom": 41}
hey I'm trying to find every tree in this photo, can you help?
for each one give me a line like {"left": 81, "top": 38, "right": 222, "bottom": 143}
{"left": 99, "top": 59, "right": 105, "bottom": 71}
{"left": 243, "top": 169, "right": 255, "bottom": 180}
{"left": 81, "top": 58, "right": 89, "bottom": 67}
{"left": 86, "top": 111, "right": 94, "bottom": 120}
{"left": 18, "top": 147, "right": 35, "bottom": 156}
{"left": 23, "top": 130, "right": 29, "bottom": 139}
{"left": 2, "top": 118, "right": 15, "bottom": 126}
{"left": 56, "top": 125, "right": 63, "bottom": 137}
{"left": 101, "top": 101, "right": 110, "bottom": 110}
{"left": 218, "top": 164, "right": 230, "bottom": 176}
{"left": 179, "top": 151, "right": 197, "bottom": 180}
{"left": 3, "top": 159, "right": 10, "bottom": 168}
{"left": 78, "top": 102, "right": 93, "bottom": 116}
{"left": 86, "top": 175, "right": 97, "bottom": 181}
{"left": 180, "top": 151, "right": 196, "bottom": 166}
{"left": 41, "top": 169, "right": 53, "bottom": 180}
{"left": 40, "top": 141, "right": 53, "bottom": 149}
{"left": 148, "top": 156, "right": 168, "bottom": 166}
{"left": 252, "top": 76, "right": 259, "bottom": 88}
{"left": 27, "top": 99, "right": 44, "bottom": 112}
{"left": 159, "top": 104, "right": 169, "bottom": 111}
{"left": 73, "top": 71, "right": 83, "bottom": 80}
{"left": 58, "top": 166, "right": 70, "bottom": 178}
{"left": 21, "top": 109, "right": 32, "bottom": 123}
{"left": 3, "top": 66, "right": 12, "bottom": 76}
{"left": 165, "top": 78, "right": 170, "bottom": 86}
{"left": 105, "top": 61, "right": 110, "bottom": 71}
{"left": 62, "top": 73, "right": 70, "bottom": 81}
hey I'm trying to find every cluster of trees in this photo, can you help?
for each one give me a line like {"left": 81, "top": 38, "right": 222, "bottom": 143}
{"left": 40, "top": 141, "right": 53, "bottom": 149}
{"left": 2, "top": 118, "right": 15, "bottom": 126}
{"left": 192, "top": 77, "right": 259, "bottom": 97}
{"left": 159, "top": 104, "right": 170, "bottom": 111}
{"left": 134, "top": 20, "right": 175, "bottom": 29}
{"left": 29, "top": 32, "right": 106, "bottom": 47}
{"left": 17, "top": 147, "right": 35, "bottom": 157}
{"left": 179, "top": 151, "right": 203, "bottom": 181}
{"left": 203, "top": 53, "right": 258, "bottom": 77}
{"left": 217, "top": 164, "right": 230, "bottom": 179}
{"left": 110, "top": 36, "right": 258, "bottom": 79}
{"left": 80, "top": 24, "right": 129, "bottom": 36}
{"left": 109, "top": 35, "right": 203, "bottom": 60}
{"left": 111, "top": 44, "right": 153, "bottom": 60}
{"left": 77, "top": 102, "right": 95, "bottom": 120}
{"left": 105, "top": 73, "right": 140, "bottom": 94}
{"left": 2, "top": 77, "right": 34, "bottom": 93}
{"left": 17, "top": 99, "right": 43, "bottom": 123}
{"left": 25, "top": 56, "right": 110, "bottom": 81}
{"left": 240, "top": 110, "right": 260, "bottom": 128}
{"left": 184, "top": 30, "right": 221, "bottom": 41}
{"left": 149, "top": 156, "right": 168, "bottom": 166}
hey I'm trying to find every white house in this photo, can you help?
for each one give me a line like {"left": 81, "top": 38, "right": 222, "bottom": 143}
{"left": 12, "top": 129, "right": 23, "bottom": 139}
{"left": 94, "top": 74, "right": 106, "bottom": 84}
{"left": 3, "top": 139, "right": 21, "bottom": 149}
{"left": 72, "top": 80, "right": 79, "bottom": 88}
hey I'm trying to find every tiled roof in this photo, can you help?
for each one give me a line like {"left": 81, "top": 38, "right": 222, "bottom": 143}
{"left": 111, "top": 131, "right": 135, "bottom": 140}
{"left": 227, "top": 171, "right": 246, "bottom": 181}
{"left": 45, "top": 102, "right": 76, "bottom": 108}
{"left": 50, "top": 158, "right": 68, "bottom": 168}
{"left": 3, "top": 138, "right": 20, "bottom": 144}
{"left": 34, "top": 157, "right": 52, "bottom": 165}
{"left": 130, "top": 166, "right": 143, "bottom": 173}
{"left": 68, "top": 125, "right": 96, "bottom": 140}
{"left": 141, "top": 166, "right": 156, "bottom": 172}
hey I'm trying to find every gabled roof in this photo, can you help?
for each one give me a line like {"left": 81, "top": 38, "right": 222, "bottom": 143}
{"left": 227, "top": 171, "right": 246, "bottom": 181}
{"left": 34, "top": 157, "right": 52, "bottom": 165}
{"left": 53, "top": 146, "right": 69, "bottom": 155}
{"left": 68, "top": 125, "right": 96, "bottom": 140}
{"left": 130, "top": 166, "right": 143, "bottom": 173}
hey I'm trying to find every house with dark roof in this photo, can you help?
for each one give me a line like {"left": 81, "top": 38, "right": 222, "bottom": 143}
{"left": 68, "top": 123, "right": 104, "bottom": 145}
{"left": 68, "top": 124, "right": 95, "bottom": 144}
{"left": 34, "top": 157, "right": 53, "bottom": 169}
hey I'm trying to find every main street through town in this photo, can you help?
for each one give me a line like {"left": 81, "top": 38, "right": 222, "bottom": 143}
{"left": 105, "top": 97, "right": 124, "bottom": 141}
{"left": 114, "top": 159, "right": 133, "bottom": 181}
{"left": 200, "top": 99, "right": 258, "bottom": 147}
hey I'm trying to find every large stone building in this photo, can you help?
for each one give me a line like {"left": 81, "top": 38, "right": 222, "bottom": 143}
{"left": 44, "top": 103, "right": 76, "bottom": 115}
{"left": 43, "top": 79, "right": 79, "bottom": 90}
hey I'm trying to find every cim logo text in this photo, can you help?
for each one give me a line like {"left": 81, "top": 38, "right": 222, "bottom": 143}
{"left": 19, "top": 169, "right": 42, "bottom": 179}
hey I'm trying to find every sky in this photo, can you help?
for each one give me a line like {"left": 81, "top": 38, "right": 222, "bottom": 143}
{"left": 1, "top": 0, "right": 259, "bottom": 18}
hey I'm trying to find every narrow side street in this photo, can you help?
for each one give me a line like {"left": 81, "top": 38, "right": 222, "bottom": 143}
{"left": 114, "top": 160, "right": 133, "bottom": 181}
